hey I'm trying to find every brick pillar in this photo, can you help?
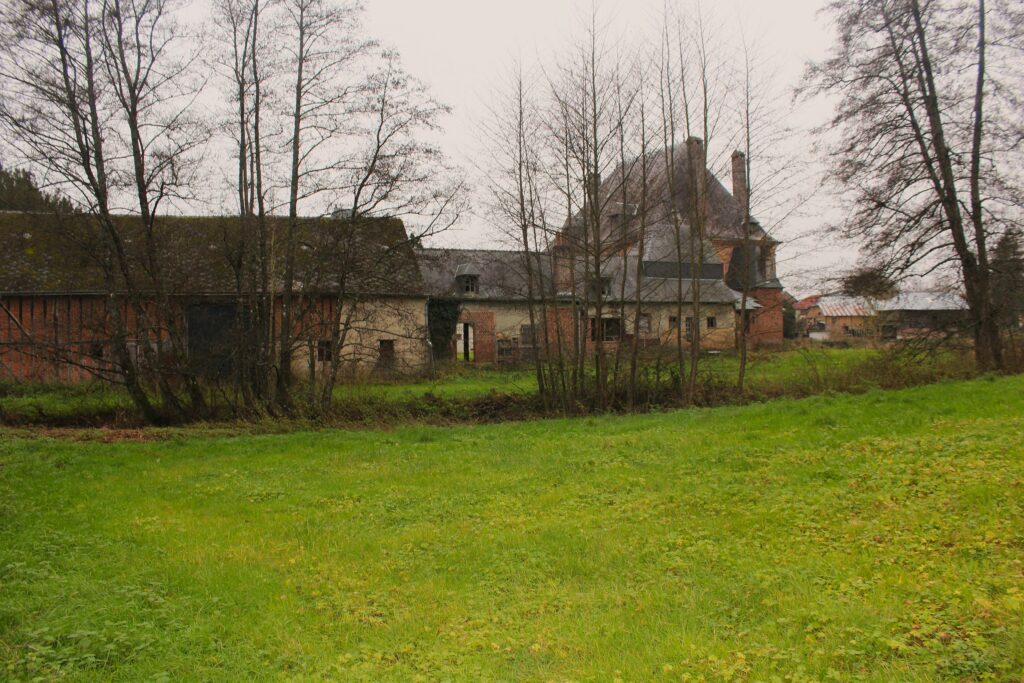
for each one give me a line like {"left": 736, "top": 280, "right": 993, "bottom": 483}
{"left": 458, "top": 310, "right": 496, "bottom": 363}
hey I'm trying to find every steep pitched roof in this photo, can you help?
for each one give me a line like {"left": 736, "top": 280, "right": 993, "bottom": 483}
{"left": 566, "top": 144, "right": 772, "bottom": 245}
{"left": 0, "top": 212, "right": 422, "bottom": 296}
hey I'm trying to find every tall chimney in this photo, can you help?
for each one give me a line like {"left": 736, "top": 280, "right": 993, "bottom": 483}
{"left": 686, "top": 137, "right": 706, "bottom": 175}
{"left": 732, "top": 150, "right": 749, "bottom": 217}
{"left": 686, "top": 136, "right": 707, "bottom": 220}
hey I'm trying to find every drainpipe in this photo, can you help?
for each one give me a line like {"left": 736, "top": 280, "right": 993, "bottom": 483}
{"left": 425, "top": 297, "right": 434, "bottom": 378}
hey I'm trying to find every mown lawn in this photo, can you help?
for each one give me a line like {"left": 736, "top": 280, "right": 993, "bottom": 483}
{"left": 1, "top": 376, "right": 1022, "bottom": 681}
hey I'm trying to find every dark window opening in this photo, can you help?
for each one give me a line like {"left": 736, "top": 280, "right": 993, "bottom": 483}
{"left": 378, "top": 339, "right": 396, "bottom": 369}
{"left": 706, "top": 316, "right": 717, "bottom": 329}
{"left": 589, "top": 277, "right": 613, "bottom": 299}
{"left": 316, "top": 339, "right": 332, "bottom": 362}
{"left": 457, "top": 274, "right": 479, "bottom": 294}
{"left": 685, "top": 317, "right": 694, "bottom": 340}
{"left": 590, "top": 317, "right": 623, "bottom": 342}
{"left": 643, "top": 261, "right": 724, "bottom": 280}
{"left": 89, "top": 342, "right": 104, "bottom": 359}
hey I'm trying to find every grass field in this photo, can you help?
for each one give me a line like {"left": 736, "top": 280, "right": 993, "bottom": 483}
{"left": 0, "top": 348, "right": 969, "bottom": 426}
{"left": 1, "top": 375, "right": 1022, "bottom": 681}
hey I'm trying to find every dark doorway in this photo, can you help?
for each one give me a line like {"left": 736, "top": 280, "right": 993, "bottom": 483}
{"left": 458, "top": 323, "right": 474, "bottom": 362}
{"left": 186, "top": 304, "right": 239, "bottom": 378}
{"left": 378, "top": 339, "right": 396, "bottom": 370}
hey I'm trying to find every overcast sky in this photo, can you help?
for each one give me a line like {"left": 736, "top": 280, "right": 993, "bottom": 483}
{"left": 362, "top": 0, "right": 849, "bottom": 291}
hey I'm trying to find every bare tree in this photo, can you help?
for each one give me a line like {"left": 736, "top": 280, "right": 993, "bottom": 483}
{"left": 0, "top": 0, "right": 207, "bottom": 421}
{"left": 804, "top": 0, "right": 1024, "bottom": 371}
{"left": 276, "top": 0, "right": 370, "bottom": 408}
{"left": 479, "top": 63, "right": 553, "bottom": 406}
{"left": 211, "top": 0, "right": 277, "bottom": 412}
{"left": 733, "top": 33, "right": 805, "bottom": 393}
{"left": 314, "top": 51, "right": 463, "bottom": 412}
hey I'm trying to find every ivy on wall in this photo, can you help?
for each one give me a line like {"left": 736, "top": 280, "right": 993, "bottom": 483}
{"left": 427, "top": 299, "right": 462, "bottom": 360}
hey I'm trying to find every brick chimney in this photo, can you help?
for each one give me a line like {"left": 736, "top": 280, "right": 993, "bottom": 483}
{"left": 686, "top": 137, "right": 706, "bottom": 175}
{"left": 686, "top": 137, "right": 707, "bottom": 219}
{"left": 732, "top": 150, "right": 748, "bottom": 217}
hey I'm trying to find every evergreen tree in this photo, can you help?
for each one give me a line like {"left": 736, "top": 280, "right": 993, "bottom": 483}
{"left": 0, "top": 163, "right": 73, "bottom": 212}
{"left": 991, "top": 230, "right": 1024, "bottom": 329}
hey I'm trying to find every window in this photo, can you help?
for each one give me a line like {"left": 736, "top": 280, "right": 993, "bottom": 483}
{"left": 590, "top": 317, "right": 623, "bottom": 341}
{"left": 497, "top": 338, "right": 515, "bottom": 360}
{"left": 706, "top": 316, "right": 717, "bottom": 329}
{"left": 643, "top": 261, "right": 724, "bottom": 280}
{"left": 519, "top": 324, "right": 535, "bottom": 347}
{"left": 89, "top": 342, "right": 104, "bottom": 359}
{"left": 458, "top": 275, "right": 479, "bottom": 294}
{"left": 637, "top": 314, "right": 651, "bottom": 334}
{"left": 378, "top": 339, "right": 396, "bottom": 368}
{"left": 589, "top": 277, "right": 613, "bottom": 299}
{"left": 316, "top": 339, "right": 331, "bottom": 362}
{"left": 685, "top": 317, "right": 694, "bottom": 339}
{"left": 759, "top": 248, "right": 775, "bottom": 281}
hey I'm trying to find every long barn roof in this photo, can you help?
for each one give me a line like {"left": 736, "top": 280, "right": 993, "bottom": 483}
{"left": 0, "top": 212, "right": 423, "bottom": 297}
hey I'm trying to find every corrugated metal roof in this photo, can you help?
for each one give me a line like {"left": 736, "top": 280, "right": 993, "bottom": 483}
{"left": 815, "top": 296, "right": 871, "bottom": 318}
{"left": 810, "top": 291, "right": 968, "bottom": 317}
{"left": 875, "top": 291, "right": 968, "bottom": 312}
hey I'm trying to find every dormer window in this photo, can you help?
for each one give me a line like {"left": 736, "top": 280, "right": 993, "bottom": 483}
{"left": 589, "top": 276, "right": 613, "bottom": 299}
{"left": 457, "top": 274, "right": 479, "bottom": 294}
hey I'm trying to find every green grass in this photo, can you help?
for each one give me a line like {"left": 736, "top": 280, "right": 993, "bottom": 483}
{"left": 342, "top": 367, "right": 536, "bottom": 400}
{"left": 0, "top": 381, "right": 135, "bottom": 422}
{"left": 0, "top": 348, "right": 969, "bottom": 425}
{"left": 1, "top": 375, "right": 1022, "bottom": 681}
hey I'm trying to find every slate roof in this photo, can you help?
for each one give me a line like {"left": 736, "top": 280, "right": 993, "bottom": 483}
{"left": 417, "top": 248, "right": 552, "bottom": 300}
{"left": 0, "top": 211, "right": 422, "bottom": 296}
{"left": 567, "top": 144, "right": 773, "bottom": 245}
{"left": 593, "top": 253, "right": 742, "bottom": 305}
{"left": 639, "top": 221, "right": 723, "bottom": 265}
{"left": 420, "top": 225, "right": 741, "bottom": 307}
{"left": 579, "top": 221, "right": 740, "bottom": 305}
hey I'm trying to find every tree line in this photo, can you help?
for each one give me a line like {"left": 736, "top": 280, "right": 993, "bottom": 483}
{"left": 475, "top": 0, "right": 1021, "bottom": 417}
{"left": 0, "top": 0, "right": 462, "bottom": 420}
{"left": 0, "top": 0, "right": 1021, "bottom": 423}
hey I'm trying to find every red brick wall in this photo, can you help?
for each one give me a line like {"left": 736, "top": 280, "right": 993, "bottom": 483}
{"left": 457, "top": 310, "right": 496, "bottom": 363}
{"left": 0, "top": 295, "right": 114, "bottom": 382}
{"left": 746, "top": 288, "right": 785, "bottom": 346}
